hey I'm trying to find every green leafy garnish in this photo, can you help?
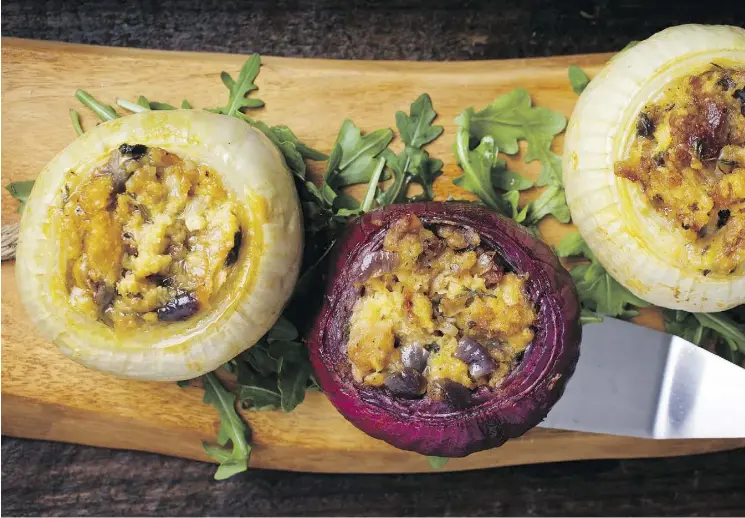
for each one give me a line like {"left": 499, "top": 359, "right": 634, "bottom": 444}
{"left": 149, "top": 101, "right": 176, "bottom": 110}
{"left": 453, "top": 89, "right": 570, "bottom": 229}
{"left": 491, "top": 159, "right": 533, "bottom": 191}
{"left": 75, "top": 89, "right": 119, "bottom": 121}
{"left": 463, "top": 89, "right": 566, "bottom": 187}
{"left": 397, "top": 94, "right": 444, "bottom": 148}
{"left": 378, "top": 94, "right": 444, "bottom": 205}
{"left": 181, "top": 99, "right": 193, "bottom": 109}
{"left": 427, "top": 456, "right": 450, "bottom": 469}
{"left": 215, "top": 54, "right": 264, "bottom": 116}
{"left": 235, "top": 317, "right": 315, "bottom": 414}
{"left": 201, "top": 373, "right": 252, "bottom": 480}
{"left": 325, "top": 120, "right": 393, "bottom": 190}
{"left": 555, "top": 232, "right": 648, "bottom": 318}
{"left": 568, "top": 65, "right": 590, "bottom": 94}
{"left": 69, "top": 109, "right": 84, "bottom": 135}
{"left": 5, "top": 180, "right": 35, "bottom": 214}
{"left": 524, "top": 185, "right": 571, "bottom": 225}
{"left": 664, "top": 310, "right": 745, "bottom": 355}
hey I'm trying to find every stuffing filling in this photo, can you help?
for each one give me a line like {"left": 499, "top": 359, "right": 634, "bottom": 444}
{"left": 615, "top": 64, "right": 745, "bottom": 275}
{"left": 60, "top": 144, "right": 243, "bottom": 329}
{"left": 346, "top": 214, "right": 537, "bottom": 405}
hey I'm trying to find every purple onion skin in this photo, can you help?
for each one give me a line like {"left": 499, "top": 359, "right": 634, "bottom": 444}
{"left": 307, "top": 202, "right": 581, "bottom": 457}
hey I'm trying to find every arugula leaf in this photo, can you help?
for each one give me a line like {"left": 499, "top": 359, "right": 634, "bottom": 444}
{"left": 278, "top": 360, "right": 313, "bottom": 412}
{"left": 136, "top": 95, "right": 151, "bottom": 109}
{"left": 181, "top": 99, "right": 193, "bottom": 109}
{"left": 266, "top": 316, "right": 299, "bottom": 341}
{"left": 462, "top": 89, "right": 566, "bottom": 186}
{"left": 492, "top": 159, "right": 533, "bottom": 191}
{"left": 397, "top": 93, "right": 444, "bottom": 148}
{"left": 524, "top": 185, "right": 571, "bottom": 225}
{"left": 271, "top": 125, "right": 328, "bottom": 161}
{"left": 149, "top": 101, "right": 177, "bottom": 110}
{"left": 427, "top": 456, "right": 449, "bottom": 469}
{"left": 239, "top": 385, "right": 282, "bottom": 411}
{"left": 201, "top": 373, "right": 252, "bottom": 480}
{"left": 377, "top": 94, "right": 443, "bottom": 206}
{"left": 554, "top": 231, "right": 588, "bottom": 257}
{"left": 555, "top": 233, "right": 649, "bottom": 318}
{"left": 693, "top": 313, "right": 745, "bottom": 353}
{"left": 69, "top": 109, "right": 84, "bottom": 135}
{"left": 216, "top": 54, "right": 264, "bottom": 117}
{"left": 379, "top": 147, "right": 443, "bottom": 205}
{"left": 325, "top": 120, "right": 393, "bottom": 189}
{"left": 501, "top": 190, "right": 529, "bottom": 223}
{"left": 5, "top": 180, "right": 35, "bottom": 214}
{"left": 453, "top": 123, "right": 505, "bottom": 211}
{"left": 568, "top": 66, "right": 590, "bottom": 94}
{"left": 663, "top": 309, "right": 745, "bottom": 365}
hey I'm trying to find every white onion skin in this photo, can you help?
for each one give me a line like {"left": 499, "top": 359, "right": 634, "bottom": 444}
{"left": 564, "top": 24, "right": 745, "bottom": 312}
{"left": 16, "top": 110, "right": 303, "bottom": 381}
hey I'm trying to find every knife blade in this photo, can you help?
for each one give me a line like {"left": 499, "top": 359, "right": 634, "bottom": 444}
{"left": 538, "top": 316, "right": 745, "bottom": 439}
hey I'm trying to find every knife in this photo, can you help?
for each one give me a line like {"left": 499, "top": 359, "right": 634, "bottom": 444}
{"left": 538, "top": 316, "right": 745, "bottom": 439}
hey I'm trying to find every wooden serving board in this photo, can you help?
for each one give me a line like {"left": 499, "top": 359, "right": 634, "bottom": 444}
{"left": 2, "top": 38, "right": 744, "bottom": 474}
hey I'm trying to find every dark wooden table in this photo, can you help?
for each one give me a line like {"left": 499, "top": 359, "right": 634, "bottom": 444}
{"left": 2, "top": 1, "right": 745, "bottom": 516}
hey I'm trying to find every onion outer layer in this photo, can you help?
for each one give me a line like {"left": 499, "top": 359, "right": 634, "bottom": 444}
{"left": 563, "top": 24, "right": 745, "bottom": 312}
{"left": 16, "top": 110, "right": 303, "bottom": 381}
{"left": 307, "top": 202, "right": 581, "bottom": 457}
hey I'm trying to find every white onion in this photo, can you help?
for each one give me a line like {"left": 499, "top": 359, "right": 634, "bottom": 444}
{"left": 16, "top": 110, "right": 303, "bottom": 380}
{"left": 563, "top": 24, "right": 745, "bottom": 312}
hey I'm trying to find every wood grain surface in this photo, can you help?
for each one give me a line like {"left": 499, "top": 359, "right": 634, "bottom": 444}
{"left": 2, "top": 37, "right": 744, "bottom": 474}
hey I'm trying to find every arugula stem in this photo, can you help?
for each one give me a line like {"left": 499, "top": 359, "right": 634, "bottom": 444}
{"left": 69, "top": 109, "right": 84, "bottom": 136}
{"left": 75, "top": 89, "right": 119, "bottom": 121}
{"left": 361, "top": 157, "right": 386, "bottom": 212}
{"left": 116, "top": 98, "right": 150, "bottom": 113}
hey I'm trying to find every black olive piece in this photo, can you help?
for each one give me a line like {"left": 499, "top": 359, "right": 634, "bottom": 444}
{"left": 702, "top": 269, "right": 711, "bottom": 277}
{"left": 732, "top": 88, "right": 745, "bottom": 116}
{"left": 147, "top": 274, "right": 172, "bottom": 288}
{"left": 435, "top": 379, "right": 474, "bottom": 410}
{"left": 682, "top": 223, "right": 690, "bottom": 230}
{"left": 157, "top": 292, "right": 200, "bottom": 322}
{"left": 717, "top": 209, "right": 731, "bottom": 228}
{"left": 692, "top": 138, "right": 705, "bottom": 159}
{"left": 636, "top": 113, "right": 655, "bottom": 138}
{"left": 654, "top": 153, "right": 665, "bottom": 166}
{"left": 400, "top": 344, "right": 430, "bottom": 372}
{"left": 383, "top": 368, "right": 426, "bottom": 398}
{"left": 424, "top": 343, "right": 440, "bottom": 353}
{"left": 717, "top": 76, "right": 736, "bottom": 90}
{"left": 118, "top": 143, "right": 149, "bottom": 160}
{"left": 454, "top": 336, "right": 497, "bottom": 379}
{"left": 93, "top": 284, "right": 116, "bottom": 310}
{"left": 225, "top": 231, "right": 243, "bottom": 266}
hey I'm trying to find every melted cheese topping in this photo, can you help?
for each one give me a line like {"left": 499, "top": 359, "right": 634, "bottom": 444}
{"left": 61, "top": 145, "right": 243, "bottom": 329}
{"left": 615, "top": 65, "right": 745, "bottom": 275}
{"left": 347, "top": 214, "right": 536, "bottom": 392}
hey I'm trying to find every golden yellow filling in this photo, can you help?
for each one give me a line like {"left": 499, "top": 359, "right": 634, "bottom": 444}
{"left": 615, "top": 65, "right": 745, "bottom": 275}
{"left": 347, "top": 214, "right": 536, "bottom": 399}
{"left": 61, "top": 144, "right": 243, "bottom": 329}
